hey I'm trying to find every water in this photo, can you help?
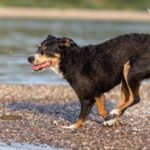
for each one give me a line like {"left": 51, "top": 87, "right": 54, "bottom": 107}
{"left": 0, "top": 19, "right": 150, "bottom": 84}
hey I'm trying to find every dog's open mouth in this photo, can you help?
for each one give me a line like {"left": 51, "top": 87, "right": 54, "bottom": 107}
{"left": 32, "top": 61, "right": 52, "bottom": 71}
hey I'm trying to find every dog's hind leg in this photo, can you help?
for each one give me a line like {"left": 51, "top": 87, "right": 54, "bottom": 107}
{"left": 117, "top": 79, "right": 129, "bottom": 108}
{"left": 104, "top": 60, "right": 142, "bottom": 126}
{"left": 109, "top": 54, "right": 150, "bottom": 118}
{"left": 95, "top": 95, "right": 108, "bottom": 120}
{"left": 117, "top": 55, "right": 150, "bottom": 114}
{"left": 63, "top": 98, "right": 95, "bottom": 129}
{"left": 109, "top": 61, "right": 141, "bottom": 117}
{"left": 109, "top": 78, "right": 129, "bottom": 116}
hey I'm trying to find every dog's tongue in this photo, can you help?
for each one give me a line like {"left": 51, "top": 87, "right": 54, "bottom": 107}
{"left": 32, "top": 65, "right": 41, "bottom": 71}
{"left": 32, "top": 62, "right": 51, "bottom": 71}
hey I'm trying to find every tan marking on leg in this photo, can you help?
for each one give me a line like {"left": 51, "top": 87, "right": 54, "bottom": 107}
{"left": 62, "top": 119, "right": 84, "bottom": 129}
{"left": 117, "top": 81, "right": 129, "bottom": 109}
{"left": 75, "top": 119, "right": 84, "bottom": 128}
{"left": 119, "top": 61, "right": 139, "bottom": 112}
{"left": 110, "top": 82, "right": 129, "bottom": 116}
{"left": 119, "top": 88, "right": 139, "bottom": 111}
{"left": 95, "top": 95, "right": 108, "bottom": 119}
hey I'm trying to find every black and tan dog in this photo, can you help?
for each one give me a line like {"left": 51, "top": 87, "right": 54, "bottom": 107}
{"left": 28, "top": 33, "right": 150, "bottom": 128}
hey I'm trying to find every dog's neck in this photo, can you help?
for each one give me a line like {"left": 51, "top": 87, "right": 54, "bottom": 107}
{"left": 50, "top": 65, "right": 64, "bottom": 78}
{"left": 58, "top": 47, "right": 82, "bottom": 80}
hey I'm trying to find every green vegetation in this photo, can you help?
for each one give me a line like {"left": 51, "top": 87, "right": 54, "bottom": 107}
{"left": 0, "top": 0, "right": 149, "bottom": 10}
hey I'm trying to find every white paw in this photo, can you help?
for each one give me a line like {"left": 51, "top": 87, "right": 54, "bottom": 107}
{"left": 110, "top": 109, "right": 120, "bottom": 116}
{"left": 62, "top": 124, "right": 77, "bottom": 129}
{"left": 103, "top": 118, "right": 118, "bottom": 127}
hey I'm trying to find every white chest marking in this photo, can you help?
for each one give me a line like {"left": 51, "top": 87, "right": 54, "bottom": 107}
{"left": 50, "top": 66, "right": 64, "bottom": 78}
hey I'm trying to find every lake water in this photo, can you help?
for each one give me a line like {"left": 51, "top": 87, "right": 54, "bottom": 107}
{"left": 0, "top": 19, "right": 150, "bottom": 84}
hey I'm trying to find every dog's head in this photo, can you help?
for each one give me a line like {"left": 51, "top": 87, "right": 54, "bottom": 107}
{"left": 28, "top": 35, "right": 76, "bottom": 71}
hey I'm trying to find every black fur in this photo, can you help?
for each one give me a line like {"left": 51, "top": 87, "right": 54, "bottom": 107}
{"left": 59, "top": 34, "right": 150, "bottom": 96}
{"left": 28, "top": 33, "right": 150, "bottom": 124}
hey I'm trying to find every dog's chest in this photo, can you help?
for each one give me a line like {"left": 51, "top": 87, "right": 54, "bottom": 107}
{"left": 50, "top": 66, "right": 64, "bottom": 78}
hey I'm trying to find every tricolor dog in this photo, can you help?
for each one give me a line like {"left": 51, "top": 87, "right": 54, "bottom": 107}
{"left": 28, "top": 33, "right": 150, "bottom": 128}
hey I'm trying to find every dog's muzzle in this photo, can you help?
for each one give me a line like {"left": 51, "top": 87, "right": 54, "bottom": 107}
{"left": 28, "top": 56, "right": 35, "bottom": 64}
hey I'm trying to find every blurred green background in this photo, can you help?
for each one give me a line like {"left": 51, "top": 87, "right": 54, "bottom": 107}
{"left": 0, "top": 0, "right": 149, "bottom": 10}
{"left": 0, "top": 0, "right": 150, "bottom": 84}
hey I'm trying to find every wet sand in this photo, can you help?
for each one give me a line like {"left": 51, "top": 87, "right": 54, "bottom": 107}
{"left": 0, "top": 7, "right": 150, "bottom": 22}
{"left": 0, "top": 84, "right": 149, "bottom": 149}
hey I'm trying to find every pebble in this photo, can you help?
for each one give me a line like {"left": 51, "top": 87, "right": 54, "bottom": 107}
{"left": 0, "top": 84, "right": 149, "bottom": 149}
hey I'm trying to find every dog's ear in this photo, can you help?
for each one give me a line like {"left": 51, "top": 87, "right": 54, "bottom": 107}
{"left": 59, "top": 38, "right": 75, "bottom": 48}
{"left": 46, "top": 34, "right": 57, "bottom": 40}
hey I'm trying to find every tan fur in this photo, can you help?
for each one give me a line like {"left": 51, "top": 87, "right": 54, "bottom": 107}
{"left": 33, "top": 53, "right": 60, "bottom": 67}
{"left": 117, "top": 82, "right": 129, "bottom": 108}
{"left": 74, "top": 119, "right": 84, "bottom": 128}
{"left": 95, "top": 95, "right": 108, "bottom": 119}
{"left": 117, "top": 61, "right": 139, "bottom": 113}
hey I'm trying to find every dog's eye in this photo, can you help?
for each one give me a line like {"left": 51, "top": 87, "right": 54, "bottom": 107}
{"left": 43, "top": 46, "right": 47, "bottom": 50}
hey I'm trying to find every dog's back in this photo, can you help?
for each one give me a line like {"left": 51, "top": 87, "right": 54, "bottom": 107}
{"left": 83, "top": 33, "right": 150, "bottom": 67}
{"left": 72, "top": 33, "right": 150, "bottom": 94}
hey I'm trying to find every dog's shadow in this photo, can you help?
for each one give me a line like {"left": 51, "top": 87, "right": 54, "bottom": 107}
{"left": 8, "top": 100, "right": 115, "bottom": 123}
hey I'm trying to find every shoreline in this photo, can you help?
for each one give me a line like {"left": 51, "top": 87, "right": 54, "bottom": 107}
{"left": 0, "top": 7, "right": 150, "bottom": 22}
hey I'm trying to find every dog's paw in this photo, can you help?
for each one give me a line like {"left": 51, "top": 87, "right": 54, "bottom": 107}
{"left": 103, "top": 118, "right": 117, "bottom": 127}
{"left": 103, "top": 118, "right": 122, "bottom": 127}
{"left": 110, "top": 109, "right": 121, "bottom": 116}
{"left": 62, "top": 119, "right": 83, "bottom": 129}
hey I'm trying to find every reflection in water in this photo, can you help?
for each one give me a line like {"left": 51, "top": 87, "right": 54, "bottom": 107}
{"left": 0, "top": 19, "right": 150, "bottom": 84}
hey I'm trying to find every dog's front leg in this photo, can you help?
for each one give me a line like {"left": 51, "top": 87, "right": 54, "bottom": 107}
{"left": 95, "top": 95, "right": 108, "bottom": 120}
{"left": 63, "top": 98, "right": 95, "bottom": 129}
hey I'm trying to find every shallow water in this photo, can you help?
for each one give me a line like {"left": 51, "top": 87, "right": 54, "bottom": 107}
{"left": 0, "top": 19, "right": 150, "bottom": 84}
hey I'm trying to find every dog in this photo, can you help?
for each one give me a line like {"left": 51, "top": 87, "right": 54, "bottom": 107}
{"left": 28, "top": 33, "right": 150, "bottom": 128}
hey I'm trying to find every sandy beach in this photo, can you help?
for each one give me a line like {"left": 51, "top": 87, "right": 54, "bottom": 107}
{"left": 0, "top": 84, "right": 149, "bottom": 149}
{"left": 0, "top": 7, "right": 150, "bottom": 22}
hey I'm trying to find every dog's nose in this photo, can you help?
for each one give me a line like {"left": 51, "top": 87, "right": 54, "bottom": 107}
{"left": 28, "top": 56, "right": 35, "bottom": 63}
